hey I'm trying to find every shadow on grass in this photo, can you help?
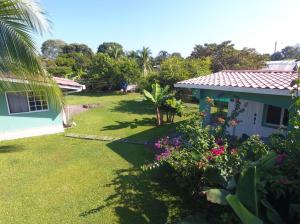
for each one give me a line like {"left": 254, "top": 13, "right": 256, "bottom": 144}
{"left": 80, "top": 168, "right": 193, "bottom": 223}
{"left": 80, "top": 122, "right": 193, "bottom": 223}
{"left": 101, "top": 118, "right": 156, "bottom": 130}
{"left": 0, "top": 145, "right": 24, "bottom": 153}
{"left": 111, "top": 99, "right": 154, "bottom": 115}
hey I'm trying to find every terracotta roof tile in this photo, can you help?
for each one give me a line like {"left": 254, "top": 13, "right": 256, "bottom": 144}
{"left": 176, "top": 70, "right": 298, "bottom": 91}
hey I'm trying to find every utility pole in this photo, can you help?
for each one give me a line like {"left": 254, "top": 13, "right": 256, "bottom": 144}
{"left": 274, "top": 41, "right": 278, "bottom": 53}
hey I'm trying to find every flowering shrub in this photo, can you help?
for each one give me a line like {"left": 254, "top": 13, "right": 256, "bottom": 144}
{"left": 154, "top": 136, "right": 181, "bottom": 161}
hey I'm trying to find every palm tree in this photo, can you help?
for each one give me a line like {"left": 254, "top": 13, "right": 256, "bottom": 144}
{"left": 143, "top": 83, "right": 170, "bottom": 126}
{"left": 138, "top": 47, "right": 152, "bottom": 76}
{"left": 0, "top": 0, "right": 62, "bottom": 108}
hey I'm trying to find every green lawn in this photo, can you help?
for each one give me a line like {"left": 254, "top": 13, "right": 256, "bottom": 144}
{"left": 0, "top": 92, "right": 196, "bottom": 224}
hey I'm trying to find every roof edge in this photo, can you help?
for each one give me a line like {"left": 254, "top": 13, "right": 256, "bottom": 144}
{"left": 174, "top": 83, "right": 292, "bottom": 96}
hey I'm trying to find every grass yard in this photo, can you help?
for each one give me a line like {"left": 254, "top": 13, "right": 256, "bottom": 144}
{"left": 0, "top": 92, "right": 197, "bottom": 224}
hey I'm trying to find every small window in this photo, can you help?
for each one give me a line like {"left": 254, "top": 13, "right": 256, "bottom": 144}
{"left": 6, "top": 91, "right": 48, "bottom": 114}
{"left": 264, "top": 105, "right": 289, "bottom": 128}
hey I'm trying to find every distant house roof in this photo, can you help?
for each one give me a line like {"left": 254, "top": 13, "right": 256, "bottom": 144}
{"left": 174, "top": 70, "right": 299, "bottom": 96}
{"left": 262, "top": 60, "right": 299, "bottom": 71}
{"left": 0, "top": 75, "right": 86, "bottom": 93}
{"left": 53, "top": 77, "right": 86, "bottom": 92}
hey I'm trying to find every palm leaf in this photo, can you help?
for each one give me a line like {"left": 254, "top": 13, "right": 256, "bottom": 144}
{"left": 0, "top": 0, "right": 62, "bottom": 109}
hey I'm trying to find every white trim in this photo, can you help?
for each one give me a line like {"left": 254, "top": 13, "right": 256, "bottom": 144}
{"left": 0, "top": 124, "right": 64, "bottom": 141}
{"left": 174, "top": 83, "right": 292, "bottom": 96}
{"left": 5, "top": 91, "right": 49, "bottom": 115}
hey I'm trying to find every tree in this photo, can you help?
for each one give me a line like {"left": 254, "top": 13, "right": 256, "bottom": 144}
{"left": 190, "top": 41, "right": 267, "bottom": 72}
{"left": 41, "top": 39, "right": 66, "bottom": 59}
{"left": 138, "top": 47, "right": 152, "bottom": 76}
{"left": 143, "top": 83, "right": 170, "bottom": 126}
{"left": 152, "top": 56, "right": 211, "bottom": 87}
{"left": 97, "top": 42, "right": 124, "bottom": 59}
{"left": 271, "top": 44, "right": 300, "bottom": 60}
{"left": 0, "top": 0, "right": 62, "bottom": 106}
{"left": 62, "top": 43, "right": 94, "bottom": 58}
{"left": 86, "top": 53, "right": 140, "bottom": 90}
{"left": 154, "top": 50, "right": 170, "bottom": 65}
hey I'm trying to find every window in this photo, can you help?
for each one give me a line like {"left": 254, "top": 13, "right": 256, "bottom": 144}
{"left": 6, "top": 91, "right": 48, "bottom": 114}
{"left": 264, "top": 104, "right": 288, "bottom": 128}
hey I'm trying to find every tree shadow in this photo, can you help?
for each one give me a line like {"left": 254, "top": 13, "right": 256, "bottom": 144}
{"left": 79, "top": 168, "right": 193, "bottom": 223}
{"left": 101, "top": 118, "right": 156, "bottom": 130}
{"left": 0, "top": 145, "right": 24, "bottom": 153}
{"left": 111, "top": 99, "right": 154, "bottom": 115}
{"left": 80, "top": 122, "right": 194, "bottom": 223}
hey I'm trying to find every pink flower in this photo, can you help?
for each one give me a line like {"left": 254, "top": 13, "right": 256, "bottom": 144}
{"left": 276, "top": 153, "right": 287, "bottom": 166}
{"left": 154, "top": 142, "right": 161, "bottom": 149}
{"left": 173, "top": 138, "right": 181, "bottom": 147}
{"left": 229, "top": 148, "right": 237, "bottom": 155}
{"left": 229, "top": 119, "right": 239, "bottom": 127}
{"left": 211, "top": 146, "right": 225, "bottom": 156}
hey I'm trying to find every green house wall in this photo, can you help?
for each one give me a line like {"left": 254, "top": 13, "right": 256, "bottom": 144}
{"left": 0, "top": 93, "right": 62, "bottom": 133}
{"left": 198, "top": 89, "right": 292, "bottom": 110}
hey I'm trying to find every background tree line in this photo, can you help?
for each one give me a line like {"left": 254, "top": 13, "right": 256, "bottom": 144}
{"left": 41, "top": 40, "right": 299, "bottom": 91}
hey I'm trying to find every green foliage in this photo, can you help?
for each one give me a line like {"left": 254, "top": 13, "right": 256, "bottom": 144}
{"left": 62, "top": 43, "right": 94, "bottom": 58}
{"left": 164, "top": 97, "right": 185, "bottom": 123}
{"left": 41, "top": 39, "right": 66, "bottom": 59}
{"left": 97, "top": 42, "right": 124, "bottom": 59}
{"left": 154, "top": 56, "right": 211, "bottom": 88}
{"left": 0, "top": 0, "right": 62, "bottom": 108}
{"left": 190, "top": 41, "right": 268, "bottom": 72}
{"left": 86, "top": 53, "right": 140, "bottom": 90}
{"left": 143, "top": 83, "right": 171, "bottom": 125}
{"left": 271, "top": 44, "right": 300, "bottom": 60}
{"left": 138, "top": 46, "right": 152, "bottom": 76}
{"left": 240, "top": 135, "right": 269, "bottom": 161}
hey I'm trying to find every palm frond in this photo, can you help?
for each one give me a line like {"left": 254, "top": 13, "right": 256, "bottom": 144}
{"left": 0, "top": 0, "right": 62, "bottom": 109}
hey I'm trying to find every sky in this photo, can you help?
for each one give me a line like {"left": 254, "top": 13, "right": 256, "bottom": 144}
{"left": 36, "top": 0, "right": 300, "bottom": 57}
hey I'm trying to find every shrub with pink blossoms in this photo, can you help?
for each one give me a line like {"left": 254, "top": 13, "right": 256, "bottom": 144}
{"left": 154, "top": 136, "right": 181, "bottom": 161}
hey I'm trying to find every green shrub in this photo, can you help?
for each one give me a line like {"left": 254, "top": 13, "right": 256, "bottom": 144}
{"left": 240, "top": 135, "right": 269, "bottom": 161}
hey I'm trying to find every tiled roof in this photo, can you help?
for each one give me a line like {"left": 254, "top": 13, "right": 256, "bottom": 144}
{"left": 175, "top": 70, "right": 298, "bottom": 93}
{"left": 53, "top": 77, "right": 83, "bottom": 88}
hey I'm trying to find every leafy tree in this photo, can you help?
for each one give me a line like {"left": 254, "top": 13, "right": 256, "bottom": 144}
{"left": 170, "top": 52, "right": 183, "bottom": 58}
{"left": 126, "top": 50, "right": 139, "bottom": 60}
{"left": 0, "top": 0, "right": 62, "bottom": 106}
{"left": 138, "top": 46, "right": 152, "bottom": 76}
{"left": 41, "top": 39, "right": 66, "bottom": 59}
{"left": 154, "top": 50, "right": 170, "bottom": 65}
{"left": 235, "top": 48, "right": 269, "bottom": 70}
{"left": 151, "top": 56, "right": 211, "bottom": 87}
{"left": 97, "top": 42, "right": 124, "bottom": 59}
{"left": 62, "top": 43, "right": 93, "bottom": 58}
{"left": 86, "top": 53, "right": 140, "bottom": 90}
{"left": 271, "top": 44, "right": 300, "bottom": 60}
{"left": 190, "top": 41, "right": 268, "bottom": 72}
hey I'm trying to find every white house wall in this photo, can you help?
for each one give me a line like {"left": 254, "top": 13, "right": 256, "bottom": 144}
{"left": 226, "top": 99, "right": 286, "bottom": 138}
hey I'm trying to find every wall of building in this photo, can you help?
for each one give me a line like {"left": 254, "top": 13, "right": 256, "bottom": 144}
{"left": 198, "top": 89, "right": 291, "bottom": 138}
{"left": 226, "top": 99, "right": 286, "bottom": 138}
{"left": 0, "top": 93, "right": 63, "bottom": 140}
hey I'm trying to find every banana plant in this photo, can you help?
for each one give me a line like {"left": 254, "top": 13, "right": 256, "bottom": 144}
{"left": 143, "top": 83, "right": 171, "bottom": 125}
{"left": 164, "top": 97, "right": 184, "bottom": 123}
{"left": 203, "top": 152, "right": 284, "bottom": 224}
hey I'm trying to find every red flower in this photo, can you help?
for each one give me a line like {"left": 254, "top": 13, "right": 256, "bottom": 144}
{"left": 211, "top": 146, "right": 225, "bottom": 156}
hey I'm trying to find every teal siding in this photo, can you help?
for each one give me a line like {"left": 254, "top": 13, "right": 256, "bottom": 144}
{"left": 199, "top": 89, "right": 292, "bottom": 109}
{"left": 0, "top": 93, "right": 62, "bottom": 132}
